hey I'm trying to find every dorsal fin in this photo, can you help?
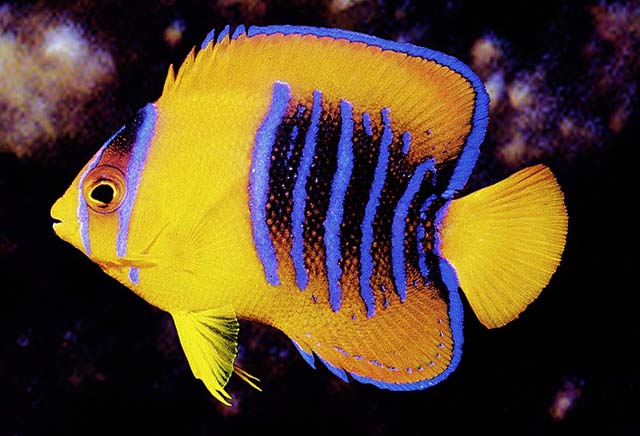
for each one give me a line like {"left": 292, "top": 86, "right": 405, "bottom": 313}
{"left": 158, "top": 25, "right": 488, "bottom": 196}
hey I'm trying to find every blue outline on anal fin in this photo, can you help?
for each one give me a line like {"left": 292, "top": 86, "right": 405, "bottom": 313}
{"left": 318, "top": 356, "right": 350, "bottom": 383}
{"left": 304, "top": 258, "right": 464, "bottom": 392}
{"left": 291, "top": 340, "right": 316, "bottom": 369}
{"left": 291, "top": 340, "right": 351, "bottom": 385}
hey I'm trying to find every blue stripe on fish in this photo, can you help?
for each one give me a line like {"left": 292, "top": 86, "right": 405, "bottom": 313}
{"left": 116, "top": 104, "right": 158, "bottom": 259}
{"left": 362, "top": 112, "right": 372, "bottom": 136}
{"left": 318, "top": 355, "right": 350, "bottom": 383}
{"left": 216, "top": 25, "right": 230, "bottom": 43}
{"left": 231, "top": 25, "right": 246, "bottom": 39}
{"left": 291, "top": 340, "right": 316, "bottom": 369}
{"left": 324, "top": 99, "right": 354, "bottom": 312}
{"left": 443, "top": 83, "right": 489, "bottom": 198}
{"left": 417, "top": 194, "right": 436, "bottom": 279}
{"left": 436, "top": 258, "right": 464, "bottom": 376}
{"left": 249, "top": 81, "right": 291, "bottom": 286}
{"left": 391, "top": 160, "right": 431, "bottom": 302}
{"left": 76, "top": 130, "right": 118, "bottom": 256}
{"left": 200, "top": 29, "right": 216, "bottom": 49}
{"left": 423, "top": 158, "right": 437, "bottom": 178}
{"left": 358, "top": 108, "right": 392, "bottom": 318}
{"left": 401, "top": 131, "right": 411, "bottom": 155}
{"left": 291, "top": 90, "right": 322, "bottom": 290}
{"left": 128, "top": 266, "right": 140, "bottom": 285}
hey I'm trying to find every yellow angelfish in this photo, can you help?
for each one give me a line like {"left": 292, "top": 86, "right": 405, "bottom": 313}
{"left": 50, "top": 25, "right": 568, "bottom": 404}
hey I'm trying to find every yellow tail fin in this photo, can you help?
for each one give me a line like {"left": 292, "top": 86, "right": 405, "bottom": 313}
{"left": 437, "top": 164, "right": 568, "bottom": 328}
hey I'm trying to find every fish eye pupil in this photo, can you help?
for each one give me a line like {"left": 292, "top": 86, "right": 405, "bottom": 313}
{"left": 91, "top": 183, "right": 115, "bottom": 205}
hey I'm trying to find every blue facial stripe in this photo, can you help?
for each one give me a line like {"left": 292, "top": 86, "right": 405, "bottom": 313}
{"left": 401, "top": 131, "right": 411, "bottom": 155}
{"left": 116, "top": 104, "right": 157, "bottom": 259}
{"left": 249, "top": 81, "right": 291, "bottom": 286}
{"left": 291, "top": 90, "right": 322, "bottom": 290}
{"left": 324, "top": 99, "right": 354, "bottom": 312}
{"left": 76, "top": 135, "right": 114, "bottom": 256}
{"left": 77, "top": 191, "right": 91, "bottom": 256}
{"left": 391, "top": 160, "right": 431, "bottom": 302}
{"left": 216, "top": 25, "right": 230, "bottom": 43}
{"left": 291, "top": 340, "right": 316, "bottom": 369}
{"left": 200, "top": 29, "right": 216, "bottom": 49}
{"left": 358, "top": 108, "right": 391, "bottom": 318}
{"left": 246, "top": 25, "right": 489, "bottom": 198}
{"left": 417, "top": 194, "right": 436, "bottom": 279}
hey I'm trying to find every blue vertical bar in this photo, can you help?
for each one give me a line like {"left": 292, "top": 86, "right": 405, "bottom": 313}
{"left": 324, "top": 100, "right": 354, "bottom": 312}
{"left": 249, "top": 81, "right": 291, "bottom": 286}
{"left": 291, "top": 90, "right": 323, "bottom": 290}
{"left": 391, "top": 160, "right": 431, "bottom": 302}
{"left": 116, "top": 104, "right": 157, "bottom": 260}
{"left": 358, "top": 108, "right": 392, "bottom": 318}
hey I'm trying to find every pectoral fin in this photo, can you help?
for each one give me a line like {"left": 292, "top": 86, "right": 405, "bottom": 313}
{"left": 171, "top": 306, "right": 259, "bottom": 405}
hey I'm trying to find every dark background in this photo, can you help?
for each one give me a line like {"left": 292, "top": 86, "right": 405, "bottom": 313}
{"left": 1, "top": 1, "right": 637, "bottom": 435}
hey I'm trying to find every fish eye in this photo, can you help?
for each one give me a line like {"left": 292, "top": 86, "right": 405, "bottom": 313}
{"left": 83, "top": 165, "right": 126, "bottom": 213}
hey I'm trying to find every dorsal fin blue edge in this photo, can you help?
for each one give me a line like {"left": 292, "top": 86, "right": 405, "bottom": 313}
{"left": 200, "top": 29, "right": 216, "bottom": 49}
{"left": 199, "top": 24, "right": 478, "bottom": 391}
{"left": 216, "top": 25, "right": 230, "bottom": 44}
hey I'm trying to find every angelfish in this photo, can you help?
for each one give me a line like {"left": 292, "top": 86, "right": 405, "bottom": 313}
{"left": 51, "top": 25, "right": 568, "bottom": 404}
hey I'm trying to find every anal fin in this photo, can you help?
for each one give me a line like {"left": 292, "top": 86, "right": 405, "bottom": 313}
{"left": 282, "top": 279, "right": 463, "bottom": 391}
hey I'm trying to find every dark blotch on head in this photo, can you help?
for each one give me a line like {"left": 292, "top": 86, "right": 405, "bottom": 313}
{"left": 106, "top": 107, "right": 147, "bottom": 155}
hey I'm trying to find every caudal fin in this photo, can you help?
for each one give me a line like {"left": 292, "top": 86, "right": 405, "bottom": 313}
{"left": 437, "top": 164, "right": 568, "bottom": 328}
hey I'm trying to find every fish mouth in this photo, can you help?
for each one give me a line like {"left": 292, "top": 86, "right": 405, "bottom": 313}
{"left": 50, "top": 198, "right": 67, "bottom": 231}
{"left": 52, "top": 217, "right": 62, "bottom": 230}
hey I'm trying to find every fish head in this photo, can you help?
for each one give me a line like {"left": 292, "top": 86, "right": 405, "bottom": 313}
{"left": 51, "top": 104, "right": 162, "bottom": 280}
{"left": 50, "top": 152, "right": 127, "bottom": 261}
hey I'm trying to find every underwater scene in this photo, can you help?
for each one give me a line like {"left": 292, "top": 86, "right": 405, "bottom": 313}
{"left": 1, "top": 1, "right": 637, "bottom": 435}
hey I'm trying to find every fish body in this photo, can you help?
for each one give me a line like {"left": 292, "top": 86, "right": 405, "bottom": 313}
{"left": 51, "top": 25, "right": 568, "bottom": 403}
